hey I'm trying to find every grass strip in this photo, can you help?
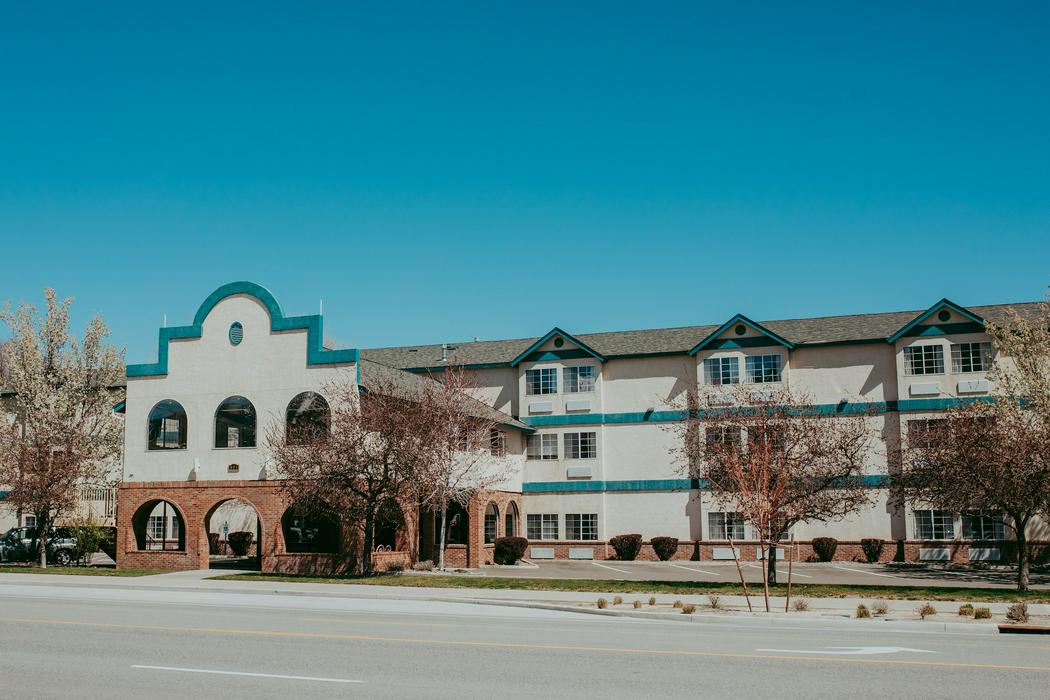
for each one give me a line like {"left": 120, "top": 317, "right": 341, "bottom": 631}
{"left": 211, "top": 572, "right": 1048, "bottom": 602}
{"left": 0, "top": 565, "right": 161, "bottom": 577}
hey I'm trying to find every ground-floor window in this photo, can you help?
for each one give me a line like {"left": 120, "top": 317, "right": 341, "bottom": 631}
{"left": 914, "top": 509, "right": 955, "bottom": 540}
{"left": 484, "top": 503, "right": 499, "bottom": 544}
{"left": 527, "top": 513, "right": 558, "bottom": 540}
{"left": 22, "top": 514, "right": 36, "bottom": 528}
{"left": 708, "top": 511, "right": 746, "bottom": 540}
{"left": 962, "top": 511, "right": 1005, "bottom": 540}
{"left": 565, "top": 513, "right": 598, "bottom": 541}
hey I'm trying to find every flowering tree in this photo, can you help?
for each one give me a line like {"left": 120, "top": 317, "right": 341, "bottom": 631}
{"left": 903, "top": 298, "right": 1050, "bottom": 591}
{"left": 416, "top": 366, "right": 513, "bottom": 571}
{"left": 669, "top": 384, "right": 875, "bottom": 609}
{"left": 267, "top": 371, "right": 430, "bottom": 574}
{"left": 0, "top": 290, "right": 124, "bottom": 567}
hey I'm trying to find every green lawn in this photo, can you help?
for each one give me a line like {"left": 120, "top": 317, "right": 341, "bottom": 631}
{"left": 211, "top": 572, "right": 1047, "bottom": 603}
{"left": 0, "top": 565, "right": 161, "bottom": 577}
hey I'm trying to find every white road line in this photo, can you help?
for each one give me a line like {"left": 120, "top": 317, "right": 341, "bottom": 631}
{"left": 592, "top": 561, "right": 634, "bottom": 575}
{"left": 131, "top": 665, "right": 363, "bottom": 684}
{"left": 832, "top": 565, "right": 899, "bottom": 579}
{"left": 668, "top": 563, "right": 719, "bottom": 576}
{"left": 742, "top": 562, "right": 813, "bottom": 578}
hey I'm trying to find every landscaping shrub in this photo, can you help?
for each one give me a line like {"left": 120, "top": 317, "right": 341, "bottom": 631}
{"left": 609, "top": 534, "right": 643, "bottom": 561}
{"left": 648, "top": 596, "right": 657, "bottom": 606}
{"left": 65, "top": 517, "right": 109, "bottom": 565}
{"left": 411, "top": 560, "right": 434, "bottom": 571}
{"left": 860, "top": 538, "right": 883, "bottom": 564}
{"left": 650, "top": 536, "right": 679, "bottom": 561}
{"left": 916, "top": 602, "right": 937, "bottom": 620}
{"left": 612, "top": 595, "right": 623, "bottom": 605}
{"left": 958, "top": 604, "right": 975, "bottom": 617}
{"left": 811, "top": 537, "right": 838, "bottom": 562}
{"left": 792, "top": 598, "right": 809, "bottom": 612}
{"left": 707, "top": 594, "right": 722, "bottom": 610}
{"left": 873, "top": 600, "right": 889, "bottom": 616}
{"left": 1006, "top": 602, "right": 1030, "bottom": 624}
{"left": 596, "top": 598, "right": 608, "bottom": 609}
{"left": 855, "top": 604, "right": 871, "bottom": 619}
{"left": 974, "top": 607, "right": 992, "bottom": 620}
{"left": 227, "top": 531, "right": 253, "bottom": 556}
{"left": 672, "top": 600, "right": 683, "bottom": 609}
{"left": 493, "top": 536, "right": 529, "bottom": 565}
{"left": 632, "top": 600, "right": 642, "bottom": 609}
{"left": 681, "top": 604, "right": 696, "bottom": 614}
{"left": 208, "top": 532, "right": 221, "bottom": 555}
{"left": 385, "top": 562, "right": 405, "bottom": 573}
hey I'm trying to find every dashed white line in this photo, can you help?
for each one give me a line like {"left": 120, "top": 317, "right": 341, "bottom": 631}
{"left": 592, "top": 561, "right": 634, "bottom": 575}
{"left": 668, "top": 563, "right": 719, "bottom": 576}
{"left": 131, "top": 665, "right": 363, "bottom": 683}
{"left": 832, "top": 565, "right": 899, "bottom": 579}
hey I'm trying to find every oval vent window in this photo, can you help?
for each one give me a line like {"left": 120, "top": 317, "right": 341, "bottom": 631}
{"left": 554, "top": 337, "right": 565, "bottom": 348}
{"left": 229, "top": 322, "right": 244, "bottom": 346}
{"left": 735, "top": 324, "right": 747, "bottom": 336}
{"left": 937, "top": 310, "right": 951, "bottom": 322}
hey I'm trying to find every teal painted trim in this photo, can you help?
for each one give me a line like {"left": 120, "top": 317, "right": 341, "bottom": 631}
{"left": 126, "top": 281, "right": 359, "bottom": 378}
{"left": 689, "top": 314, "right": 795, "bottom": 356}
{"left": 510, "top": 327, "right": 606, "bottom": 367}
{"left": 522, "top": 348, "right": 595, "bottom": 363}
{"left": 112, "top": 400, "right": 126, "bottom": 414}
{"left": 405, "top": 362, "right": 512, "bottom": 373}
{"left": 887, "top": 299, "right": 984, "bottom": 343}
{"left": 897, "top": 397, "right": 994, "bottom": 412}
{"left": 523, "top": 475, "right": 890, "bottom": 494}
{"left": 901, "top": 321, "right": 985, "bottom": 338}
{"left": 524, "top": 410, "right": 687, "bottom": 427}
{"left": 705, "top": 337, "right": 785, "bottom": 350}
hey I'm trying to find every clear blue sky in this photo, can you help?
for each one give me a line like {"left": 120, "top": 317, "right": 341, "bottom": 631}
{"left": 1, "top": 2, "right": 1047, "bottom": 361}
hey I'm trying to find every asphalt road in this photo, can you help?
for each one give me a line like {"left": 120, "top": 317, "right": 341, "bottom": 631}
{"left": 2, "top": 582, "right": 1049, "bottom": 699}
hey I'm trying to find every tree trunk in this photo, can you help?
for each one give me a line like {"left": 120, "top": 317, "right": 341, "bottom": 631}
{"left": 760, "top": 540, "right": 771, "bottom": 613}
{"left": 767, "top": 544, "right": 778, "bottom": 586}
{"left": 1016, "top": 516, "right": 1030, "bottom": 592}
{"left": 437, "top": 500, "right": 448, "bottom": 571}
{"left": 361, "top": 508, "right": 375, "bottom": 575}
{"left": 37, "top": 511, "right": 48, "bottom": 569}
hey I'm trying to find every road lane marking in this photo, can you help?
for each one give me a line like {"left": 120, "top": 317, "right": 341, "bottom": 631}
{"left": 131, "top": 665, "right": 363, "bottom": 683}
{"left": 668, "top": 564, "right": 719, "bottom": 576}
{"left": 592, "top": 562, "right": 634, "bottom": 575}
{"left": 832, "top": 565, "right": 900, "bottom": 579}
{"left": 756, "top": 646, "right": 934, "bottom": 656}
{"left": 6, "top": 616, "right": 1050, "bottom": 673}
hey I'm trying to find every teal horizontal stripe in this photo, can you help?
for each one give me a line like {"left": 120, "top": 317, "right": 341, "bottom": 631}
{"left": 523, "top": 475, "right": 890, "bottom": 494}
{"left": 522, "top": 398, "right": 993, "bottom": 427}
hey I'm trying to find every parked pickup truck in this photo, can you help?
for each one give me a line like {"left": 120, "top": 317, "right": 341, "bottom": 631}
{"left": 0, "top": 526, "right": 78, "bottom": 566}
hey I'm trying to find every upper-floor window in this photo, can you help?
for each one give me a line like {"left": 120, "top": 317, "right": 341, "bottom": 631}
{"left": 951, "top": 342, "right": 993, "bottom": 374}
{"left": 563, "top": 366, "right": 596, "bottom": 393}
{"left": 746, "top": 354, "right": 782, "bottom": 383}
{"left": 962, "top": 511, "right": 1005, "bottom": 540}
{"left": 215, "top": 395, "right": 257, "bottom": 448}
{"left": 147, "top": 399, "right": 188, "bottom": 450}
{"left": 914, "top": 509, "right": 954, "bottom": 540}
{"left": 286, "top": 392, "right": 330, "bottom": 445}
{"left": 563, "top": 431, "right": 597, "bottom": 459}
{"left": 526, "top": 433, "right": 559, "bottom": 460}
{"left": 489, "top": 429, "right": 507, "bottom": 457}
{"left": 525, "top": 368, "right": 558, "bottom": 395}
{"left": 708, "top": 511, "right": 746, "bottom": 540}
{"left": 703, "top": 357, "right": 739, "bottom": 385}
{"left": 904, "top": 345, "right": 944, "bottom": 376}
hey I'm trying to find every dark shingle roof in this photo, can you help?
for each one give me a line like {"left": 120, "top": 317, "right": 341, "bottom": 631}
{"left": 362, "top": 301, "right": 1046, "bottom": 370}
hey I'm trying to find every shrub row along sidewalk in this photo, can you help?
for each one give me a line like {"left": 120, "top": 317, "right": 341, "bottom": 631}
{"left": 215, "top": 572, "right": 1050, "bottom": 603}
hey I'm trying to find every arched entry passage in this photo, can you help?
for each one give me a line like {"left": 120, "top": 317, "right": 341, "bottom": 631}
{"left": 131, "top": 499, "right": 186, "bottom": 551}
{"left": 204, "top": 498, "right": 262, "bottom": 570}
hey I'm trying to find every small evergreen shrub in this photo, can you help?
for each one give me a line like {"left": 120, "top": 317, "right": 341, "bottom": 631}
{"left": 1006, "top": 602, "right": 1030, "bottom": 623}
{"left": 493, "top": 536, "right": 529, "bottom": 565}
{"left": 811, "top": 537, "right": 838, "bottom": 562}
{"left": 681, "top": 604, "right": 697, "bottom": 614}
{"left": 792, "top": 598, "right": 809, "bottom": 612}
{"left": 609, "top": 534, "right": 643, "bottom": 561}
{"left": 916, "top": 602, "right": 937, "bottom": 620}
{"left": 958, "top": 604, "right": 975, "bottom": 617}
{"left": 208, "top": 532, "right": 221, "bottom": 555}
{"left": 596, "top": 598, "right": 608, "bottom": 609}
{"left": 227, "top": 531, "right": 253, "bottom": 556}
{"left": 860, "top": 538, "right": 883, "bottom": 564}
{"left": 974, "top": 607, "right": 992, "bottom": 620}
{"left": 872, "top": 600, "right": 889, "bottom": 616}
{"left": 650, "top": 536, "right": 680, "bottom": 561}
{"left": 855, "top": 604, "right": 871, "bottom": 619}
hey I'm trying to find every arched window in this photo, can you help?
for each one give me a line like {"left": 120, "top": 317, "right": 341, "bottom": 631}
{"left": 286, "top": 392, "right": 330, "bottom": 445}
{"left": 215, "top": 396, "right": 256, "bottom": 448}
{"left": 505, "top": 502, "right": 519, "bottom": 538}
{"left": 147, "top": 400, "right": 187, "bottom": 450}
{"left": 484, "top": 503, "right": 499, "bottom": 544}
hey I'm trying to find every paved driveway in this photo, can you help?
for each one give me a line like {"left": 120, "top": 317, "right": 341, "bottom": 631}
{"left": 481, "top": 559, "right": 1049, "bottom": 588}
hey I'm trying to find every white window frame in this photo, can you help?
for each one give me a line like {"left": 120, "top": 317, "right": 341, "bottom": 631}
{"left": 489, "top": 429, "right": 507, "bottom": 457}
{"left": 962, "top": 511, "right": 1006, "bottom": 541}
{"left": 708, "top": 511, "right": 746, "bottom": 540}
{"left": 914, "top": 509, "right": 955, "bottom": 540}
{"left": 563, "top": 365, "right": 596, "bottom": 393}
{"left": 563, "top": 431, "right": 597, "bottom": 459}
{"left": 904, "top": 344, "right": 945, "bottom": 376}
{"left": 566, "top": 513, "right": 598, "bottom": 541}
{"left": 745, "top": 354, "right": 782, "bottom": 384}
{"left": 951, "top": 342, "right": 993, "bottom": 374}
{"left": 526, "top": 433, "right": 559, "bottom": 460}
{"left": 525, "top": 368, "right": 558, "bottom": 395}
{"left": 704, "top": 356, "right": 739, "bottom": 386}
{"left": 526, "top": 513, "right": 559, "bottom": 540}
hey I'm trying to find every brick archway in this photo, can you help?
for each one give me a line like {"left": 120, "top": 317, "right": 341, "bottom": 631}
{"left": 201, "top": 495, "right": 265, "bottom": 569}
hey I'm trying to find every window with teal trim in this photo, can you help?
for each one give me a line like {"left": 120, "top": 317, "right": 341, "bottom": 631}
{"left": 745, "top": 354, "right": 782, "bottom": 383}
{"left": 704, "top": 357, "right": 739, "bottom": 385}
{"left": 525, "top": 368, "right": 557, "bottom": 395}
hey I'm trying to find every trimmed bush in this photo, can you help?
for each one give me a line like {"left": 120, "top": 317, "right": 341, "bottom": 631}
{"left": 958, "top": 604, "right": 975, "bottom": 617}
{"left": 811, "top": 537, "right": 838, "bottom": 562}
{"left": 609, "top": 534, "right": 643, "bottom": 561}
{"left": 672, "top": 600, "right": 683, "bottom": 609}
{"left": 612, "top": 595, "right": 623, "bottom": 605}
{"left": 208, "top": 532, "right": 221, "bottom": 555}
{"left": 974, "top": 607, "right": 992, "bottom": 620}
{"left": 650, "top": 536, "right": 679, "bottom": 561}
{"left": 648, "top": 597, "right": 657, "bottom": 606}
{"left": 681, "top": 604, "right": 697, "bottom": 614}
{"left": 596, "top": 598, "right": 608, "bottom": 609}
{"left": 632, "top": 600, "right": 642, "bottom": 609}
{"left": 227, "top": 531, "right": 253, "bottom": 556}
{"left": 1006, "top": 602, "right": 1030, "bottom": 624}
{"left": 860, "top": 538, "right": 883, "bottom": 564}
{"left": 855, "top": 604, "right": 871, "bottom": 619}
{"left": 493, "top": 536, "right": 529, "bottom": 565}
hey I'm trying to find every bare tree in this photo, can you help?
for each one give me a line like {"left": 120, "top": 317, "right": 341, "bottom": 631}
{"left": 0, "top": 290, "right": 125, "bottom": 567}
{"left": 415, "top": 366, "right": 513, "bottom": 571}
{"left": 903, "top": 298, "right": 1050, "bottom": 591}
{"left": 668, "top": 384, "right": 875, "bottom": 609}
{"left": 267, "top": 372, "right": 429, "bottom": 574}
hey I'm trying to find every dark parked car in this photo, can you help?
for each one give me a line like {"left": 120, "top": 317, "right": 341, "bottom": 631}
{"left": 0, "top": 526, "right": 78, "bottom": 566}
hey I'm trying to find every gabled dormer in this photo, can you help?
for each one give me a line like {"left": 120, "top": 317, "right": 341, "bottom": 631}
{"left": 510, "top": 327, "right": 606, "bottom": 366}
{"left": 688, "top": 314, "right": 795, "bottom": 355}
{"left": 886, "top": 299, "right": 985, "bottom": 344}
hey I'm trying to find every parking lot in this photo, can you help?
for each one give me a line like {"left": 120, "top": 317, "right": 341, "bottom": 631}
{"left": 481, "top": 559, "right": 1050, "bottom": 589}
